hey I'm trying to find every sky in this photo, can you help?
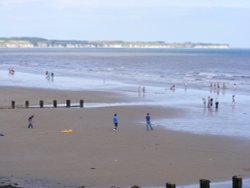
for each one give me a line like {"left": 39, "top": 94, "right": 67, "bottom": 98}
{"left": 0, "top": 0, "right": 250, "bottom": 48}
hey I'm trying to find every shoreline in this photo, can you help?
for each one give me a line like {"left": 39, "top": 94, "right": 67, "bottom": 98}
{"left": 1, "top": 176, "right": 250, "bottom": 188}
{"left": 0, "top": 86, "right": 250, "bottom": 187}
{"left": 0, "top": 37, "right": 230, "bottom": 49}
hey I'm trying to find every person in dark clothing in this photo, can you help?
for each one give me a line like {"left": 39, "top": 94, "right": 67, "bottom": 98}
{"left": 28, "top": 115, "right": 34, "bottom": 128}
{"left": 146, "top": 113, "right": 153, "bottom": 131}
{"left": 113, "top": 114, "right": 118, "bottom": 131}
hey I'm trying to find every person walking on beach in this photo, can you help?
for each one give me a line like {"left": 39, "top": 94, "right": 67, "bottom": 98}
{"left": 45, "top": 71, "right": 50, "bottom": 80}
{"left": 210, "top": 97, "right": 214, "bottom": 107}
{"left": 28, "top": 115, "right": 34, "bottom": 128}
{"left": 51, "top": 72, "right": 54, "bottom": 82}
{"left": 184, "top": 82, "right": 188, "bottom": 90}
{"left": 113, "top": 114, "right": 118, "bottom": 131}
{"left": 142, "top": 86, "right": 145, "bottom": 96}
{"left": 146, "top": 113, "right": 153, "bottom": 131}
{"left": 207, "top": 96, "right": 211, "bottom": 108}
{"left": 215, "top": 98, "right": 219, "bottom": 110}
{"left": 232, "top": 95, "right": 235, "bottom": 103}
{"left": 138, "top": 85, "right": 141, "bottom": 96}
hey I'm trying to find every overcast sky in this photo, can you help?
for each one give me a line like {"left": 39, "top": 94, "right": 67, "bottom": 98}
{"left": 0, "top": 0, "right": 249, "bottom": 47}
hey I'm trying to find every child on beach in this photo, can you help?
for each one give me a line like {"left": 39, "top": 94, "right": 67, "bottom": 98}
{"left": 232, "top": 95, "right": 235, "bottom": 103}
{"left": 113, "top": 114, "right": 118, "bottom": 131}
{"left": 8, "top": 67, "right": 15, "bottom": 75}
{"left": 170, "top": 84, "right": 175, "bottom": 91}
{"left": 28, "top": 115, "right": 34, "bottom": 128}
{"left": 45, "top": 71, "right": 50, "bottom": 80}
{"left": 202, "top": 97, "right": 206, "bottom": 107}
{"left": 146, "top": 113, "right": 153, "bottom": 131}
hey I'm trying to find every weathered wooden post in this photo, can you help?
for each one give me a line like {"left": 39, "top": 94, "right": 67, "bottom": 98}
{"left": 25, "top": 101, "right": 29, "bottom": 108}
{"left": 11, "top": 101, "right": 15, "bottom": 109}
{"left": 66, "top": 100, "right": 71, "bottom": 108}
{"left": 166, "top": 182, "right": 176, "bottom": 188}
{"left": 80, "top": 100, "right": 84, "bottom": 108}
{"left": 40, "top": 100, "right": 44, "bottom": 108}
{"left": 131, "top": 185, "right": 140, "bottom": 188}
{"left": 233, "top": 176, "right": 242, "bottom": 188}
{"left": 53, "top": 100, "right": 57, "bottom": 108}
{"left": 200, "top": 179, "right": 210, "bottom": 188}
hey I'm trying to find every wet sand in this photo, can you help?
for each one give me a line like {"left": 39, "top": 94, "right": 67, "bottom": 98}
{"left": 0, "top": 87, "right": 250, "bottom": 188}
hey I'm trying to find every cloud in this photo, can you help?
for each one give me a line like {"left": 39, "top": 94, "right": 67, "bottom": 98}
{"left": 1, "top": 0, "right": 42, "bottom": 7}
{"left": 0, "top": 0, "right": 250, "bottom": 9}
{"left": 1, "top": 0, "right": 250, "bottom": 9}
{"left": 50, "top": 0, "right": 250, "bottom": 9}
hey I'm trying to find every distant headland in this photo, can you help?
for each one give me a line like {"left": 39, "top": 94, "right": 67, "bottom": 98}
{"left": 0, "top": 37, "right": 230, "bottom": 49}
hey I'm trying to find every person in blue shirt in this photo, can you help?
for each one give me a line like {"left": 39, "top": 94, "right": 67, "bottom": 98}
{"left": 146, "top": 113, "right": 153, "bottom": 131}
{"left": 113, "top": 113, "right": 118, "bottom": 131}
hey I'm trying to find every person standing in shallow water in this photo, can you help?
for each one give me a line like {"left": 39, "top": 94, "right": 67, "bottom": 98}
{"left": 142, "top": 86, "right": 145, "bottom": 96}
{"left": 51, "top": 72, "right": 54, "bottom": 82}
{"left": 28, "top": 115, "right": 34, "bottom": 128}
{"left": 113, "top": 114, "right": 118, "bottom": 131}
{"left": 232, "top": 95, "right": 235, "bottom": 103}
{"left": 146, "top": 113, "right": 153, "bottom": 131}
{"left": 215, "top": 99, "right": 219, "bottom": 110}
{"left": 202, "top": 97, "right": 206, "bottom": 108}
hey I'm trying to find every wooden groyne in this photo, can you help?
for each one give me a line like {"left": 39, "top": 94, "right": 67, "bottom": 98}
{"left": 232, "top": 176, "right": 243, "bottom": 188}
{"left": 0, "top": 176, "right": 244, "bottom": 188}
{"left": 131, "top": 176, "right": 243, "bottom": 188}
{"left": 166, "top": 176, "right": 242, "bottom": 188}
{"left": 4, "top": 99, "right": 85, "bottom": 109}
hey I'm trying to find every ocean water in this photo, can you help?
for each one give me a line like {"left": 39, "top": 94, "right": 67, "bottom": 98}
{"left": 0, "top": 48, "right": 250, "bottom": 139}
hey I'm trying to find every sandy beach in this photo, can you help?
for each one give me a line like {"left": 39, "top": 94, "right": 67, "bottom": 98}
{"left": 1, "top": 86, "right": 250, "bottom": 188}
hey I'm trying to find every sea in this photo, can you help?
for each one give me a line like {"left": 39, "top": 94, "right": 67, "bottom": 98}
{"left": 1, "top": 48, "right": 250, "bottom": 188}
{"left": 0, "top": 48, "right": 250, "bottom": 139}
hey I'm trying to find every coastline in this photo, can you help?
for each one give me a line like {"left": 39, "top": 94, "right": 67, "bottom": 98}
{"left": 1, "top": 86, "right": 250, "bottom": 188}
{"left": 0, "top": 37, "right": 230, "bottom": 49}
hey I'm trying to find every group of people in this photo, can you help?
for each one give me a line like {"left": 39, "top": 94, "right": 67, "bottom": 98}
{"left": 170, "top": 82, "right": 188, "bottom": 91}
{"left": 45, "top": 71, "right": 54, "bottom": 81}
{"left": 202, "top": 97, "right": 219, "bottom": 109}
{"left": 8, "top": 67, "right": 15, "bottom": 75}
{"left": 113, "top": 113, "right": 153, "bottom": 131}
{"left": 27, "top": 113, "right": 154, "bottom": 131}
{"left": 210, "top": 82, "right": 227, "bottom": 90}
{"left": 138, "top": 85, "right": 146, "bottom": 96}
{"left": 170, "top": 84, "right": 176, "bottom": 91}
{"left": 210, "top": 82, "right": 238, "bottom": 91}
{"left": 202, "top": 94, "right": 236, "bottom": 110}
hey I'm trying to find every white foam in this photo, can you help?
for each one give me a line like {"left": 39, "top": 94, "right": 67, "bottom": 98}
{"left": 0, "top": 70, "right": 130, "bottom": 91}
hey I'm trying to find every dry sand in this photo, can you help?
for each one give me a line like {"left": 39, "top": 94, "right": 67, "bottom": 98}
{"left": 0, "top": 87, "right": 250, "bottom": 188}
